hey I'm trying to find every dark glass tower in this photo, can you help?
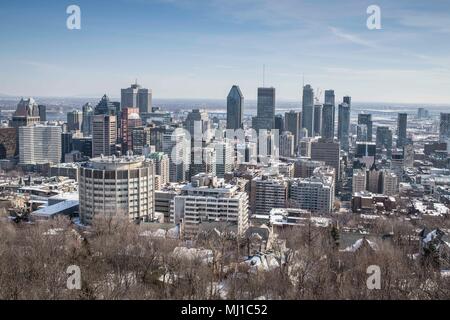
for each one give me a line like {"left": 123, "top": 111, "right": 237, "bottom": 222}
{"left": 226, "top": 85, "right": 244, "bottom": 130}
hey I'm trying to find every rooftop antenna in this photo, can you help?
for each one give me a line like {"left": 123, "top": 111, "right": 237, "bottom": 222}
{"left": 263, "top": 64, "right": 266, "bottom": 87}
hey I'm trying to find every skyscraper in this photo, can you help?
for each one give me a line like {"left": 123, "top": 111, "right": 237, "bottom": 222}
{"left": 311, "top": 139, "right": 341, "bottom": 179}
{"left": 439, "top": 113, "right": 450, "bottom": 143}
{"left": 322, "top": 90, "right": 335, "bottom": 141}
{"left": 313, "top": 104, "right": 322, "bottom": 136}
{"left": 162, "top": 128, "right": 189, "bottom": 183}
{"left": 92, "top": 114, "right": 117, "bottom": 157}
{"left": 397, "top": 113, "right": 408, "bottom": 148}
{"left": 274, "top": 114, "right": 285, "bottom": 133}
{"left": 19, "top": 125, "right": 62, "bottom": 165}
{"left": 337, "top": 102, "right": 350, "bottom": 152}
{"left": 121, "top": 82, "right": 153, "bottom": 114}
{"left": 358, "top": 114, "right": 373, "bottom": 142}
{"left": 226, "top": 85, "right": 244, "bottom": 130}
{"left": 82, "top": 103, "right": 94, "bottom": 137}
{"left": 376, "top": 126, "right": 393, "bottom": 157}
{"left": 284, "top": 111, "right": 301, "bottom": 151}
{"left": 121, "top": 107, "right": 142, "bottom": 153}
{"left": 95, "top": 94, "right": 117, "bottom": 116}
{"left": 67, "top": 110, "right": 83, "bottom": 132}
{"left": 185, "top": 109, "right": 211, "bottom": 144}
{"left": 302, "top": 85, "right": 314, "bottom": 137}
{"left": 252, "top": 87, "right": 276, "bottom": 131}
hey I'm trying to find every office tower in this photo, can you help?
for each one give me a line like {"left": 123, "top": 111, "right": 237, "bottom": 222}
{"left": 355, "top": 142, "right": 376, "bottom": 158}
{"left": 285, "top": 111, "right": 301, "bottom": 150}
{"left": 311, "top": 139, "right": 341, "bottom": 179}
{"left": 302, "top": 85, "right": 314, "bottom": 137}
{"left": 82, "top": 103, "right": 94, "bottom": 137}
{"left": 324, "top": 90, "right": 335, "bottom": 106}
{"left": 162, "top": 128, "right": 189, "bottom": 183}
{"left": 18, "top": 125, "right": 62, "bottom": 165}
{"left": 381, "top": 170, "right": 398, "bottom": 195}
{"left": 337, "top": 102, "right": 350, "bottom": 152}
{"left": 79, "top": 155, "right": 155, "bottom": 224}
{"left": 299, "top": 137, "right": 312, "bottom": 157}
{"left": 313, "top": 104, "right": 322, "bottom": 136}
{"left": 356, "top": 124, "right": 368, "bottom": 142}
{"left": 403, "top": 142, "right": 414, "bottom": 168}
{"left": 213, "top": 140, "right": 234, "bottom": 178}
{"left": 376, "top": 126, "right": 393, "bottom": 157}
{"left": 171, "top": 174, "right": 249, "bottom": 239}
{"left": 390, "top": 150, "right": 404, "bottom": 177}
{"left": 131, "top": 126, "right": 152, "bottom": 155}
{"left": 358, "top": 114, "right": 373, "bottom": 142}
{"left": 67, "top": 110, "right": 83, "bottom": 132}
{"left": 10, "top": 98, "right": 41, "bottom": 128}
{"left": 38, "top": 105, "right": 46, "bottom": 122}
{"left": 352, "top": 169, "right": 367, "bottom": 193}
{"left": 321, "top": 103, "right": 335, "bottom": 141}
{"left": 275, "top": 114, "right": 285, "bottom": 133}
{"left": 290, "top": 174, "right": 335, "bottom": 213}
{"left": 185, "top": 109, "right": 211, "bottom": 144}
{"left": 418, "top": 108, "right": 429, "bottom": 119}
{"left": 61, "top": 132, "right": 73, "bottom": 163}
{"left": 92, "top": 114, "right": 117, "bottom": 157}
{"left": 250, "top": 175, "right": 288, "bottom": 215}
{"left": 95, "top": 94, "right": 117, "bottom": 116}
{"left": 397, "top": 113, "right": 408, "bottom": 148}
{"left": 343, "top": 96, "right": 351, "bottom": 106}
{"left": 121, "top": 82, "right": 152, "bottom": 114}
{"left": 252, "top": 87, "right": 276, "bottom": 131}
{"left": 148, "top": 152, "right": 170, "bottom": 190}
{"left": 367, "top": 164, "right": 381, "bottom": 193}
{"left": 189, "top": 146, "right": 216, "bottom": 178}
{"left": 72, "top": 137, "right": 92, "bottom": 158}
{"left": 440, "top": 113, "right": 450, "bottom": 143}
{"left": 121, "top": 107, "right": 142, "bottom": 152}
{"left": 226, "top": 85, "right": 244, "bottom": 130}
{"left": 280, "top": 131, "right": 295, "bottom": 158}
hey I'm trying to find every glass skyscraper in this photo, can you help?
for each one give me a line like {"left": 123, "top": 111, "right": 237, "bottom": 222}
{"left": 301, "top": 84, "right": 314, "bottom": 137}
{"left": 226, "top": 85, "right": 244, "bottom": 130}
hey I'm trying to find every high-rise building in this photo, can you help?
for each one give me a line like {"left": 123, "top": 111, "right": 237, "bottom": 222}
{"left": 226, "top": 85, "right": 244, "bottom": 130}
{"left": 280, "top": 131, "right": 295, "bottom": 158}
{"left": 439, "top": 113, "right": 450, "bottom": 143}
{"left": 302, "top": 85, "right": 314, "bottom": 137}
{"left": 337, "top": 102, "right": 351, "bottom": 152}
{"left": 311, "top": 139, "right": 341, "bottom": 179}
{"left": 81, "top": 103, "right": 94, "bottom": 137}
{"left": 397, "top": 113, "right": 408, "bottom": 148}
{"left": 121, "top": 107, "right": 142, "bottom": 153}
{"left": 92, "top": 114, "right": 117, "bottom": 157}
{"left": 61, "top": 132, "right": 74, "bottom": 163}
{"left": 170, "top": 174, "right": 249, "bottom": 239}
{"left": 313, "top": 104, "right": 322, "bottom": 136}
{"left": 321, "top": 103, "right": 335, "bottom": 141}
{"left": 376, "top": 126, "right": 393, "bottom": 157}
{"left": 18, "top": 125, "right": 62, "bottom": 165}
{"left": 185, "top": 109, "right": 211, "bottom": 144}
{"left": 189, "top": 146, "right": 216, "bottom": 178}
{"left": 95, "top": 94, "right": 117, "bottom": 116}
{"left": 148, "top": 152, "right": 170, "bottom": 190}
{"left": 79, "top": 155, "right": 155, "bottom": 224}
{"left": 418, "top": 108, "right": 429, "bottom": 119}
{"left": 162, "top": 128, "right": 189, "bottom": 183}
{"left": 38, "top": 105, "right": 46, "bottom": 122}
{"left": 358, "top": 114, "right": 373, "bottom": 142}
{"left": 67, "top": 110, "right": 83, "bottom": 132}
{"left": 381, "top": 170, "right": 398, "bottom": 195}
{"left": 290, "top": 173, "right": 335, "bottom": 213}
{"left": 324, "top": 90, "right": 335, "bottom": 106}
{"left": 10, "top": 98, "right": 41, "bottom": 128}
{"left": 251, "top": 175, "right": 288, "bottom": 215}
{"left": 294, "top": 158, "right": 325, "bottom": 178}
{"left": 213, "top": 140, "right": 234, "bottom": 178}
{"left": 275, "top": 114, "right": 285, "bottom": 133}
{"left": 121, "top": 82, "right": 152, "bottom": 114}
{"left": 352, "top": 169, "right": 367, "bottom": 193}
{"left": 284, "top": 111, "right": 301, "bottom": 151}
{"left": 252, "top": 87, "right": 276, "bottom": 131}
{"left": 131, "top": 126, "right": 152, "bottom": 155}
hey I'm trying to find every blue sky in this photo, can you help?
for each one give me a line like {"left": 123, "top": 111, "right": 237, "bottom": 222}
{"left": 0, "top": 0, "right": 450, "bottom": 103}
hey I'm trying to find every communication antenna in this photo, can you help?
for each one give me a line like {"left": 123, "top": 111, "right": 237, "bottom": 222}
{"left": 263, "top": 64, "right": 266, "bottom": 87}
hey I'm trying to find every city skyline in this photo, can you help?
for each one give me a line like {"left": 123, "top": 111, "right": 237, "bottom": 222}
{"left": 1, "top": 0, "right": 450, "bottom": 103}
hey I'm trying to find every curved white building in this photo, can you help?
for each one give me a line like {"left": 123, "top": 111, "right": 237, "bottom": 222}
{"left": 79, "top": 155, "right": 155, "bottom": 224}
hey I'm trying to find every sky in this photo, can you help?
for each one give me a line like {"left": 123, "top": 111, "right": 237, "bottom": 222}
{"left": 0, "top": 0, "right": 450, "bottom": 103}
